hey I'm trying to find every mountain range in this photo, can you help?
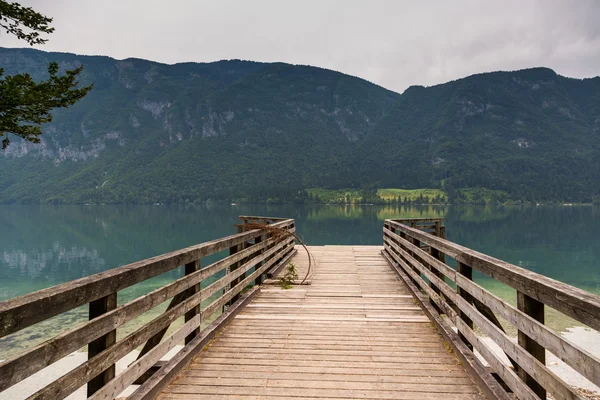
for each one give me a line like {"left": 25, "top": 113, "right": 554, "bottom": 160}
{"left": 1, "top": 47, "right": 599, "bottom": 204}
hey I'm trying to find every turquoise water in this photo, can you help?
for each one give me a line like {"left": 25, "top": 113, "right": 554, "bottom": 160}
{"left": 0, "top": 204, "right": 599, "bottom": 356}
{"left": 1, "top": 204, "right": 599, "bottom": 298}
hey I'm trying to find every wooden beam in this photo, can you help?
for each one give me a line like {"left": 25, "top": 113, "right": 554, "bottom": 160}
{"left": 517, "top": 291, "right": 546, "bottom": 399}
{"left": 383, "top": 238, "right": 456, "bottom": 302}
{"left": 184, "top": 260, "right": 201, "bottom": 345}
{"left": 457, "top": 261, "right": 473, "bottom": 350}
{"left": 228, "top": 225, "right": 243, "bottom": 305}
{"left": 254, "top": 234, "right": 264, "bottom": 286}
{"left": 87, "top": 293, "right": 117, "bottom": 397}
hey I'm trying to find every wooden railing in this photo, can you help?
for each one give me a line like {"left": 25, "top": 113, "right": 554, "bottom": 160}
{"left": 382, "top": 218, "right": 600, "bottom": 400}
{"left": 0, "top": 216, "right": 296, "bottom": 400}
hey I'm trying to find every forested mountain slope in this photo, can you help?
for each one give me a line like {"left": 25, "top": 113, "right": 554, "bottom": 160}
{"left": 1, "top": 48, "right": 598, "bottom": 203}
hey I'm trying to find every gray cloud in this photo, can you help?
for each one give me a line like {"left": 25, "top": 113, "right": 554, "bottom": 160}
{"left": 2, "top": 0, "right": 599, "bottom": 92}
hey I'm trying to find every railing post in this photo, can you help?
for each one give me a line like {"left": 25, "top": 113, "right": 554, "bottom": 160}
{"left": 457, "top": 261, "right": 473, "bottom": 350}
{"left": 184, "top": 260, "right": 201, "bottom": 344}
{"left": 394, "top": 227, "right": 415, "bottom": 286}
{"left": 409, "top": 222, "right": 422, "bottom": 279}
{"left": 87, "top": 292, "right": 117, "bottom": 396}
{"left": 254, "top": 234, "right": 264, "bottom": 286}
{"left": 228, "top": 227, "right": 242, "bottom": 306}
{"left": 517, "top": 291, "right": 546, "bottom": 399}
{"left": 428, "top": 221, "right": 444, "bottom": 314}
{"left": 230, "top": 222, "right": 255, "bottom": 305}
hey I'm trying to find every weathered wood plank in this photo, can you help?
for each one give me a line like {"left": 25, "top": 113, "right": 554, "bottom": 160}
{"left": 162, "top": 386, "right": 483, "bottom": 400}
{"left": 184, "top": 369, "right": 475, "bottom": 383}
{"left": 172, "top": 376, "right": 480, "bottom": 393}
{"left": 237, "top": 215, "right": 289, "bottom": 222}
{"left": 187, "top": 363, "right": 469, "bottom": 376}
{"left": 194, "top": 357, "right": 467, "bottom": 370}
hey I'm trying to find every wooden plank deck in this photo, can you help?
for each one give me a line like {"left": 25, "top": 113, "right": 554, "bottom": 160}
{"left": 159, "top": 245, "right": 484, "bottom": 400}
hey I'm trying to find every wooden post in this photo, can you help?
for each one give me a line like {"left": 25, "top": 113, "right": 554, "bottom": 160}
{"left": 254, "top": 234, "right": 264, "bottom": 286}
{"left": 428, "top": 222, "right": 444, "bottom": 315}
{"left": 517, "top": 291, "right": 546, "bottom": 399}
{"left": 87, "top": 293, "right": 117, "bottom": 396}
{"left": 228, "top": 243, "right": 240, "bottom": 306}
{"left": 184, "top": 260, "right": 201, "bottom": 345}
{"left": 394, "top": 227, "right": 414, "bottom": 285}
{"left": 410, "top": 223, "right": 421, "bottom": 279}
{"left": 229, "top": 224, "right": 248, "bottom": 305}
{"left": 457, "top": 261, "right": 473, "bottom": 350}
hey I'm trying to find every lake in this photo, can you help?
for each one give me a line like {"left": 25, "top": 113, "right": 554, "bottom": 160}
{"left": 1, "top": 204, "right": 599, "bottom": 356}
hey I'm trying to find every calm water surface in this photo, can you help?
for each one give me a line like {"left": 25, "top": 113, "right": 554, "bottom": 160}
{"left": 1, "top": 204, "right": 599, "bottom": 298}
{"left": 0, "top": 204, "right": 599, "bottom": 355}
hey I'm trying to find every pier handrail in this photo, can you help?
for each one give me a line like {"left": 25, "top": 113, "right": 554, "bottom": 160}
{"left": 383, "top": 218, "right": 600, "bottom": 400}
{"left": 0, "top": 216, "right": 296, "bottom": 399}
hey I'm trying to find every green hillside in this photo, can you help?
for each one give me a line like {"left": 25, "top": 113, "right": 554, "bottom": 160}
{"left": 1, "top": 48, "right": 599, "bottom": 204}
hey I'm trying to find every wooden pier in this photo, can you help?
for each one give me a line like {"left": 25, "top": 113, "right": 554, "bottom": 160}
{"left": 0, "top": 216, "right": 599, "bottom": 400}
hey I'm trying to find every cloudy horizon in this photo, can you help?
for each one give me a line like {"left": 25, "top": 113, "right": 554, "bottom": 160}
{"left": 1, "top": 0, "right": 599, "bottom": 93}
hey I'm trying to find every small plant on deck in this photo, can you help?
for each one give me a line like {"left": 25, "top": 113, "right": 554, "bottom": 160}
{"left": 279, "top": 262, "right": 298, "bottom": 289}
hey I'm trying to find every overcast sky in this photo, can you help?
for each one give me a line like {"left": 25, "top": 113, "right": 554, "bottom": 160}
{"left": 2, "top": 0, "right": 599, "bottom": 93}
